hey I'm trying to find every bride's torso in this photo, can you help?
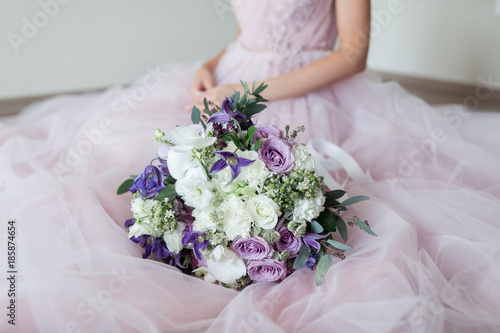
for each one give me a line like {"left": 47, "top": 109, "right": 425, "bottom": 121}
{"left": 232, "top": 0, "right": 337, "bottom": 52}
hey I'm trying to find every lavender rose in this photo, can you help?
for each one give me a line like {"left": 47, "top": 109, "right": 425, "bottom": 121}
{"left": 258, "top": 137, "right": 295, "bottom": 174}
{"left": 253, "top": 124, "right": 284, "bottom": 143}
{"left": 276, "top": 227, "right": 302, "bottom": 255}
{"left": 247, "top": 258, "right": 287, "bottom": 282}
{"left": 232, "top": 236, "right": 274, "bottom": 260}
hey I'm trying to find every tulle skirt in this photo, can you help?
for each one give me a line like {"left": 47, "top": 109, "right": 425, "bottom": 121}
{"left": 1, "top": 40, "right": 499, "bottom": 332}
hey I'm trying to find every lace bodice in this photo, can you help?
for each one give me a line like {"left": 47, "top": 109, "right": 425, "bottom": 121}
{"left": 232, "top": 0, "right": 337, "bottom": 52}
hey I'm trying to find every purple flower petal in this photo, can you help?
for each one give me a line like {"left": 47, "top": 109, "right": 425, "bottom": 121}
{"left": 209, "top": 158, "right": 228, "bottom": 174}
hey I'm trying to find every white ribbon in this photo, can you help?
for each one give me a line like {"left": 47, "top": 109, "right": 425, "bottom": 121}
{"left": 307, "top": 138, "right": 372, "bottom": 193}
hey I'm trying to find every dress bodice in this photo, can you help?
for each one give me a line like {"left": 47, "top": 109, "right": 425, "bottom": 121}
{"left": 232, "top": 0, "right": 337, "bottom": 52}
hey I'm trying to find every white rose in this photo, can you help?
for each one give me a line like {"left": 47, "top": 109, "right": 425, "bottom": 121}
{"left": 206, "top": 245, "right": 246, "bottom": 284}
{"left": 175, "top": 176, "right": 214, "bottom": 210}
{"left": 246, "top": 195, "right": 279, "bottom": 229}
{"left": 292, "top": 194, "right": 326, "bottom": 222}
{"left": 220, "top": 195, "right": 253, "bottom": 240}
{"left": 168, "top": 126, "right": 216, "bottom": 152}
{"left": 292, "top": 143, "right": 316, "bottom": 171}
{"left": 163, "top": 222, "right": 186, "bottom": 253}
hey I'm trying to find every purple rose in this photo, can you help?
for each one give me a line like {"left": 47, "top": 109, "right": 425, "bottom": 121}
{"left": 247, "top": 258, "right": 287, "bottom": 282}
{"left": 232, "top": 236, "right": 274, "bottom": 260}
{"left": 258, "top": 137, "right": 295, "bottom": 174}
{"left": 253, "top": 124, "right": 284, "bottom": 143}
{"left": 276, "top": 227, "right": 302, "bottom": 255}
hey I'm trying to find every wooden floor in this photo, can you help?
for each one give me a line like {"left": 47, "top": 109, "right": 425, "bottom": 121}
{"left": 1, "top": 72, "right": 499, "bottom": 118}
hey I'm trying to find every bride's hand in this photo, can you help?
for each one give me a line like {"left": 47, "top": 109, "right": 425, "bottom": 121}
{"left": 191, "top": 84, "right": 242, "bottom": 109}
{"left": 190, "top": 64, "right": 215, "bottom": 103}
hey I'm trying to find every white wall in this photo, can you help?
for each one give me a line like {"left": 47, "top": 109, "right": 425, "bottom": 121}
{"left": 0, "top": 0, "right": 238, "bottom": 99}
{"left": 368, "top": 0, "right": 500, "bottom": 88}
{"left": 0, "top": 0, "right": 499, "bottom": 100}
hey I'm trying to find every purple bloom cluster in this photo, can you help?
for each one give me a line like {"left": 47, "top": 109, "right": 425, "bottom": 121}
{"left": 129, "top": 165, "right": 165, "bottom": 199}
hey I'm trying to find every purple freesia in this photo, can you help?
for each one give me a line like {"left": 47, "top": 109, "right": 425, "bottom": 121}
{"left": 276, "top": 227, "right": 302, "bottom": 255}
{"left": 258, "top": 137, "right": 295, "bottom": 174}
{"left": 128, "top": 165, "right": 165, "bottom": 199}
{"left": 247, "top": 258, "right": 287, "bottom": 282}
{"left": 232, "top": 236, "right": 274, "bottom": 260}
{"left": 253, "top": 124, "right": 284, "bottom": 143}
{"left": 209, "top": 151, "right": 254, "bottom": 184}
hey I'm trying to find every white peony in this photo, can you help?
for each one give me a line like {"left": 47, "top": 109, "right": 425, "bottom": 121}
{"left": 220, "top": 195, "right": 253, "bottom": 240}
{"left": 163, "top": 222, "right": 186, "bottom": 253}
{"left": 168, "top": 126, "right": 216, "bottom": 152}
{"left": 192, "top": 207, "right": 217, "bottom": 233}
{"left": 292, "top": 143, "right": 316, "bottom": 171}
{"left": 246, "top": 194, "right": 280, "bottom": 229}
{"left": 237, "top": 150, "right": 272, "bottom": 190}
{"left": 292, "top": 194, "right": 326, "bottom": 223}
{"left": 206, "top": 245, "right": 247, "bottom": 284}
{"left": 175, "top": 175, "right": 215, "bottom": 210}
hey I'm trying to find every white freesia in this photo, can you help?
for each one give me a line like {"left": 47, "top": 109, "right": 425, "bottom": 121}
{"left": 175, "top": 175, "right": 214, "bottom": 210}
{"left": 206, "top": 245, "right": 246, "bottom": 284}
{"left": 168, "top": 126, "right": 216, "bottom": 152}
{"left": 292, "top": 143, "right": 316, "bottom": 171}
{"left": 130, "top": 198, "right": 148, "bottom": 220}
{"left": 163, "top": 222, "right": 186, "bottom": 253}
{"left": 128, "top": 220, "right": 154, "bottom": 238}
{"left": 157, "top": 144, "right": 170, "bottom": 159}
{"left": 292, "top": 194, "right": 326, "bottom": 223}
{"left": 246, "top": 194, "right": 280, "bottom": 229}
{"left": 220, "top": 195, "right": 253, "bottom": 240}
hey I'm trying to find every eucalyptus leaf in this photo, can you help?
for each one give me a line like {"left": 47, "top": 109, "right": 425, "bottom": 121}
{"left": 316, "top": 210, "right": 337, "bottom": 232}
{"left": 355, "top": 218, "right": 377, "bottom": 236}
{"left": 335, "top": 215, "right": 348, "bottom": 242}
{"left": 293, "top": 245, "right": 310, "bottom": 269}
{"left": 191, "top": 105, "right": 201, "bottom": 125}
{"left": 325, "top": 190, "right": 346, "bottom": 200}
{"left": 315, "top": 254, "right": 332, "bottom": 286}
{"left": 341, "top": 195, "right": 370, "bottom": 207}
{"left": 327, "top": 240, "right": 352, "bottom": 251}
{"left": 117, "top": 179, "right": 134, "bottom": 195}
{"left": 203, "top": 98, "right": 210, "bottom": 113}
{"left": 309, "top": 220, "right": 324, "bottom": 234}
{"left": 129, "top": 175, "right": 138, "bottom": 179}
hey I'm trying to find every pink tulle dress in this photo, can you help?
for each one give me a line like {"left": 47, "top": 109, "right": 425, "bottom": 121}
{"left": 1, "top": 1, "right": 500, "bottom": 332}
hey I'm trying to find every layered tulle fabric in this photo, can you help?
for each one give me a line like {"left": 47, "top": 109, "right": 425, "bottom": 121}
{"left": 1, "top": 0, "right": 500, "bottom": 332}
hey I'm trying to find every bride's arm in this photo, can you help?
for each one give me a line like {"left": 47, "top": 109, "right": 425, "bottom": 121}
{"left": 194, "top": 0, "right": 370, "bottom": 104}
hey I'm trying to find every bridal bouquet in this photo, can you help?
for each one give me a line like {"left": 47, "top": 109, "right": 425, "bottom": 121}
{"left": 117, "top": 82, "right": 375, "bottom": 288}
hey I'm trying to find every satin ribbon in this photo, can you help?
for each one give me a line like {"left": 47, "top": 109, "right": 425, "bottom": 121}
{"left": 307, "top": 138, "right": 372, "bottom": 194}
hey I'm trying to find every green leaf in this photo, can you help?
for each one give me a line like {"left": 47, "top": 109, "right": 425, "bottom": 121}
{"left": 324, "top": 197, "right": 341, "bottom": 207}
{"left": 325, "top": 190, "right": 346, "bottom": 200}
{"left": 250, "top": 139, "right": 262, "bottom": 151}
{"left": 293, "top": 245, "right": 310, "bottom": 269}
{"left": 335, "top": 215, "right": 348, "bottom": 242}
{"left": 327, "top": 240, "right": 352, "bottom": 251}
{"left": 309, "top": 220, "right": 324, "bottom": 234}
{"left": 341, "top": 195, "right": 370, "bottom": 207}
{"left": 129, "top": 175, "right": 138, "bottom": 179}
{"left": 229, "top": 134, "right": 241, "bottom": 148}
{"left": 315, "top": 254, "right": 332, "bottom": 286}
{"left": 316, "top": 210, "right": 337, "bottom": 232}
{"left": 253, "top": 82, "right": 268, "bottom": 95}
{"left": 247, "top": 126, "right": 257, "bottom": 143}
{"left": 203, "top": 98, "right": 210, "bottom": 113}
{"left": 191, "top": 105, "right": 201, "bottom": 125}
{"left": 242, "top": 104, "right": 267, "bottom": 117}
{"left": 117, "top": 179, "right": 134, "bottom": 195}
{"left": 165, "top": 176, "right": 176, "bottom": 185}
{"left": 230, "top": 91, "right": 240, "bottom": 107}
{"left": 153, "top": 184, "right": 177, "bottom": 202}
{"left": 354, "top": 218, "right": 377, "bottom": 236}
